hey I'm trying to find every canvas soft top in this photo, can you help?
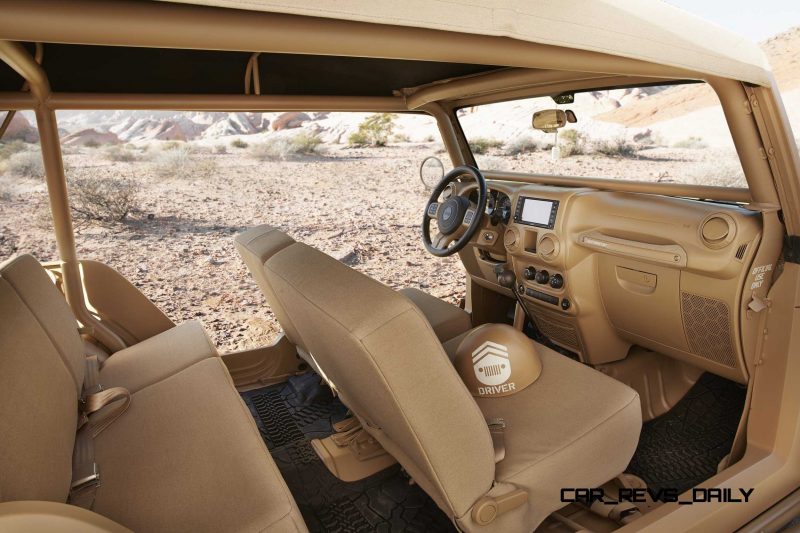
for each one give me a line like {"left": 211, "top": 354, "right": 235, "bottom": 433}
{"left": 161, "top": 0, "right": 772, "bottom": 86}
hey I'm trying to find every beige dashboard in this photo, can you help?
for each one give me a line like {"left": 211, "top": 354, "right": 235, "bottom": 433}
{"left": 460, "top": 180, "right": 783, "bottom": 383}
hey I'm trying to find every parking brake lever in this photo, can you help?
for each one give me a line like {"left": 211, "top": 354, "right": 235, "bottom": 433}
{"left": 494, "top": 265, "right": 536, "bottom": 326}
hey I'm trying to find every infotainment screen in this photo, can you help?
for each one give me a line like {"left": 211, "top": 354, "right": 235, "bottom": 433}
{"left": 514, "top": 197, "right": 559, "bottom": 229}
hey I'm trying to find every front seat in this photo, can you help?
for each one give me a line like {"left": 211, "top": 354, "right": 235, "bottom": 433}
{"left": 235, "top": 225, "right": 473, "bottom": 366}
{"left": 239, "top": 227, "right": 642, "bottom": 532}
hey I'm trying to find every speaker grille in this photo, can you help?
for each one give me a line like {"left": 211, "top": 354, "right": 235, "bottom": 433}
{"left": 681, "top": 292, "right": 736, "bottom": 367}
{"left": 532, "top": 314, "right": 581, "bottom": 351}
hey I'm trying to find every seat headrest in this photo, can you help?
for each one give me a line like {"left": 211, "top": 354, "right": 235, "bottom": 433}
{"left": 234, "top": 225, "right": 295, "bottom": 264}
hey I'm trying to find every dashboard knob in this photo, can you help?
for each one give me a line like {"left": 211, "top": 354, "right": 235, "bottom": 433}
{"left": 535, "top": 270, "right": 550, "bottom": 284}
{"left": 523, "top": 266, "right": 537, "bottom": 280}
{"left": 549, "top": 273, "right": 564, "bottom": 289}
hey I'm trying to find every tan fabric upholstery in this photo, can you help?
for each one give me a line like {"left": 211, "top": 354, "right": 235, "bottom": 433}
{"left": 0, "top": 269, "right": 77, "bottom": 503}
{"left": 255, "top": 232, "right": 641, "bottom": 532}
{"left": 463, "top": 344, "right": 642, "bottom": 531}
{"left": 100, "top": 321, "right": 217, "bottom": 393}
{"left": 264, "top": 242, "right": 496, "bottom": 519}
{"left": 93, "top": 358, "right": 305, "bottom": 532}
{"left": 234, "top": 225, "right": 303, "bottom": 349}
{"left": 0, "top": 254, "right": 308, "bottom": 532}
{"left": 399, "top": 287, "right": 471, "bottom": 343}
{"left": 442, "top": 329, "right": 471, "bottom": 361}
{"left": 1, "top": 255, "right": 85, "bottom": 393}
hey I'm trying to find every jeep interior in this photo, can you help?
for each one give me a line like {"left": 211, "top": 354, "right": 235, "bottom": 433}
{"left": 1, "top": 1, "right": 799, "bottom": 532}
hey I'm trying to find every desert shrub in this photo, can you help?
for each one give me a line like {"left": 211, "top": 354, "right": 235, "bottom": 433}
{"left": 83, "top": 139, "right": 101, "bottom": 149}
{"left": 69, "top": 176, "right": 139, "bottom": 223}
{"left": 424, "top": 134, "right": 436, "bottom": 143}
{"left": 5, "top": 150, "right": 44, "bottom": 178}
{"left": 103, "top": 145, "right": 137, "bottom": 162}
{"left": 504, "top": 135, "right": 540, "bottom": 155}
{"left": 249, "top": 132, "right": 324, "bottom": 160}
{"left": 160, "top": 140, "right": 184, "bottom": 151}
{"left": 230, "top": 138, "right": 249, "bottom": 149}
{"left": 469, "top": 137, "right": 504, "bottom": 155}
{"left": 392, "top": 133, "right": 411, "bottom": 143}
{"left": 673, "top": 136, "right": 708, "bottom": 149}
{"left": 291, "top": 131, "right": 323, "bottom": 155}
{"left": 348, "top": 113, "right": 396, "bottom": 147}
{"left": 558, "top": 129, "right": 587, "bottom": 157}
{"left": 593, "top": 137, "right": 637, "bottom": 158}
{"left": 153, "top": 145, "right": 217, "bottom": 179}
{"left": 213, "top": 144, "right": 227, "bottom": 154}
{"left": 249, "top": 138, "right": 293, "bottom": 161}
{"left": 0, "top": 139, "right": 29, "bottom": 160}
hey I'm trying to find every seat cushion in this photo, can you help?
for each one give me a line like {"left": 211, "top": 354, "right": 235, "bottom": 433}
{"left": 465, "top": 343, "right": 641, "bottom": 531}
{"left": 99, "top": 321, "right": 217, "bottom": 393}
{"left": 93, "top": 357, "right": 306, "bottom": 532}
{"left": 399, "top": 288, "right": 471, "bottom": 343}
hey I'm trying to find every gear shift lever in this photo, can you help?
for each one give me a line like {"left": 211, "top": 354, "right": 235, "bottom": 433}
{"left": 494, "top": 265, "right": 535, "bottom": 326}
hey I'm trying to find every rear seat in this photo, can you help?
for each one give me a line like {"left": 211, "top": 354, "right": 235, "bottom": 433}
{"left": 0, "top": 254, "right": 307, "bottom": 532}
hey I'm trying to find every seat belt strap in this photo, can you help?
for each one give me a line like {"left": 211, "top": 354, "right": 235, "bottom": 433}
{"left": 70, "top": 357, "right": 131, "bottom": 509}
{"left": 79, "top": 387, "right": 132, "bottom": 437}
{"left": 488, "top": 418, "right": 506, "bottom": 463}
{"left": 69, "top": 426, "right": 100, "bottom": 509}
{"left": 82, "top": 354, "right": 102, "bottom": 396}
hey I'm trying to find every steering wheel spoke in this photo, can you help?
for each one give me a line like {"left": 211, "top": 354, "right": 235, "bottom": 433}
{"left": 433, "top": 232, "right": 454, "bottom": 249}
{"left": 461, "top": 201, "right": 479, "bottom": 229}
{"left": 426, "top": 202, "right": 440, "bottom": 218}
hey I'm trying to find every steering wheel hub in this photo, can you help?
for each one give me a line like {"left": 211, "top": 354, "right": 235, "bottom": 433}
{"left": 438, "top": 197, "right": 469, "bottom": 235}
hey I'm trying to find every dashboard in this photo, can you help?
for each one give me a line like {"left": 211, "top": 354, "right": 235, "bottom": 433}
{"left": 460, "top": 180, "right": 782, "bottom": 384}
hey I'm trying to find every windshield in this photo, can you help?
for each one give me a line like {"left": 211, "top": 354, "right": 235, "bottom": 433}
{"left": 458, "top": 82, "right": 747, "bottom": 189}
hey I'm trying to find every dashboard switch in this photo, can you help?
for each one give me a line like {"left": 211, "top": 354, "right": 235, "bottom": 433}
{"left": 523, "top": 266, "right": 537, "bottom": 280}
{"left": 561, "top": 299, "right": 571, "bottom": 310}
{"left": 549, "top": 273, "right": 564, "bottom": 289}
{"left": 534, "top": 270, "right": 550, "bottom": 284}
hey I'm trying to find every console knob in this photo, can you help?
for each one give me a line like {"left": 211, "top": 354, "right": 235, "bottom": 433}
{"left": 535, "top": 270, "right": 550, "bottom": 284}
{"left": 523, "top": 266, "right": 537, "bottom": 280}
{"left": 549, "top": 273, "right": 564, "bottom": 289}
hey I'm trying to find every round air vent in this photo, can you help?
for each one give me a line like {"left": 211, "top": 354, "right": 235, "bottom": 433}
{"left": 504, "top": 228, "right": 519, "bottom": 250}
{"left": 700, "top": 213, "right": 736, "bottom": 249}
{"left": 538, "top": 234, "right": 560, "bottom": 261}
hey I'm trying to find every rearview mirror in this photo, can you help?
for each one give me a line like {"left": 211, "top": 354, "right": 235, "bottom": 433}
{"left": 419, "top": 156, "right": 444, "bottom": 189}
{"left": 532, "top": 109, "right": 567, "bottom": 133}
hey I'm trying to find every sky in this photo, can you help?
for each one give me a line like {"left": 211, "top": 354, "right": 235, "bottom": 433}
{"left": 666, "top": 0, "right": 799, "bottom": 41}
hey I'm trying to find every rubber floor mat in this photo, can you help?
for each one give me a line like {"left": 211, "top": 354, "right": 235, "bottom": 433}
{"left": 241, "top": 374, "right": 455, "bottom": 532}
{"left": 626, "top": 372, "right": 747, "bottom": 494}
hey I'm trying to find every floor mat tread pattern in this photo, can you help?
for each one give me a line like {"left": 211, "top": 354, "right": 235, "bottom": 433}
{"left": 626, "top": 372, "right": 746, "bottom": 493}
{"left": 241, "top": 374, "right": 455, "bottom": 532}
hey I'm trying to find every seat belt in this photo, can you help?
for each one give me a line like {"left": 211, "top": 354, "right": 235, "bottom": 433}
{"left": 488, "top": 418, "right": 506, "bottom": 463}
{"left": 69, "top": 356, "right": 131, "bottom": 509}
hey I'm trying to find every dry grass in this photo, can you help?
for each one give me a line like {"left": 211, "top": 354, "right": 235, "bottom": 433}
{"left": 249, "top": 132, "right": 324, "bottom": 160}
{"left": 152, "top": 145, "right": 217, "bottom": 179}
{"left": 4, "top": 150, "right": 44, "bottom": 178}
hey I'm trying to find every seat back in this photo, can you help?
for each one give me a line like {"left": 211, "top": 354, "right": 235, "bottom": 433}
{"left": 0, "top": 255, "right": 85, "bottom": 502}
{"left": 234, "top": 225, "right": 306, "bottom": 351}
{"left": 263, "top": 241, "right": 495, "bottom": 519}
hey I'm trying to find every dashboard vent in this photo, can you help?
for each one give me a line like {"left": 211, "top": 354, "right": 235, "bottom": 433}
{"left": 681, "top": 292, "right": 735, "bottom": 367}
{"left": 735, "top": 243, "right": 748, "bottom": 261}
